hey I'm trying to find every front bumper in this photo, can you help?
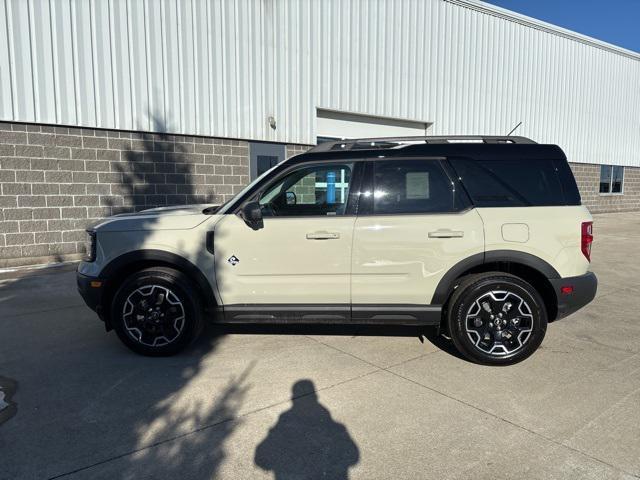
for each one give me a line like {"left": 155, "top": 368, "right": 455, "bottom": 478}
{"left": 77, "top": 271, "right": 106, "bottom": 320}
{"left": 549, "top": 271, "right": 598, "bottom": 320}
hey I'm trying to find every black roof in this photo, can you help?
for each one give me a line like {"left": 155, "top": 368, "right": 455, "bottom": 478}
{"left": 220, "top": 137, "right": 571, "bottom": 213}
{"left": 289, "top": 141, "right": 567, "bottom": 165}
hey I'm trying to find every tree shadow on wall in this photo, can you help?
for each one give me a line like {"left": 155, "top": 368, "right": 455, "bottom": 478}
{"left": 105, "top": 116, "right": 221, "bottom": 217}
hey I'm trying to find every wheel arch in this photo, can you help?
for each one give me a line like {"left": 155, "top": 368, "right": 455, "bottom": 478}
{"left": 99, "top": 250, "right": 216, "bottom": 329}
{"left": 433, "top": 250, "right": 559, "bottom": 322}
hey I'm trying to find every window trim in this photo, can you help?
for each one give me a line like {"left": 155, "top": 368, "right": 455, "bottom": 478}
{"left": 356, "top": 157, "right": 472, "bottom": 217}
{"left": 599, "top": 164, "right": 625, "bottom": 196}
{"left": 235, "top": 159, "right": 365, "bottom": 218}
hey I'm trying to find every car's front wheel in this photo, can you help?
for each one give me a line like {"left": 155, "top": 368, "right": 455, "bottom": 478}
{"left": 447, "top": 272, "right": 547, "bottom": 365}
{"left": 111, "top": 267, "right": 204, "bottom": 356}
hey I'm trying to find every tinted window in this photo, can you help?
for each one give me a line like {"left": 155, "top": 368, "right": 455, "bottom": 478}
{"left": 259, "top": 163, "right": 353, "bottom": 216}
{"left": 554, "top": 159, "right": 581, "bottom": 205}
{"left": 599, "top": 165, "right": 612, "bottom": 193}
{"left": 599, "top": 164, "right": 625, "bottom": 194}
{"left": 450, "top": 158, "right": 565, "bottom": 207}
{"left": 373, "top": 160, "right": 457, "bottom": 214}
{"left": 612, "top": 166, "right": 624, "bottom": 193}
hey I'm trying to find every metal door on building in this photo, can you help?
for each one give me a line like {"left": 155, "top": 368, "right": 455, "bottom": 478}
{"left": 250, "top": 142, "right": 286, "bottom": 180}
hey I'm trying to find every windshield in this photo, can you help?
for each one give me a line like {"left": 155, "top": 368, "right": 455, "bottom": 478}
{"left": 206, "top": 162, "right": 282, "bottom": 215}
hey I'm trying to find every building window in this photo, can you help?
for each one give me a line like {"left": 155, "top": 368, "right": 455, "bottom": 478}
{"left": 599, "top": 165, "right": 624, "bottom": 195}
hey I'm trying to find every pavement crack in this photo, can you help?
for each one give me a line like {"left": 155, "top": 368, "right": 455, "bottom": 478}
{"left": 303, "top": 334, "right": 440, "bottom": 372}
{"left": 563, "top": 355, "right": 640, "bottom": 443}
{"left": 303, "top": 335, "right": 384, "bottom": 369}
{"left": 1, "top": 303, "right": 86, "bottom": 320}
{"left": 302, "top": 337, "right": 640, "bottom": 477}
{"left": 46, "top": 368, "right": 381, "bottom": 479}
{"left": 383, "top": 368, "right": 640, "bottom": 479}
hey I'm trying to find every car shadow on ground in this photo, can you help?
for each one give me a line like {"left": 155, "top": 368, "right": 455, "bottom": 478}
{"left": 206, "top": 322, "right": 469, "bottom": 362}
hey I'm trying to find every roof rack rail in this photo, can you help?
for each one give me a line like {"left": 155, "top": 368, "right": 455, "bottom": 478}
{"left": 307, "top": 135, "right": 537, "bottom": 153}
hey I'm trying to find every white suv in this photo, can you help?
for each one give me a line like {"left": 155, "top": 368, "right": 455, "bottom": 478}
{"left": 77, "top": 136, "right": 597, "bottom": 365}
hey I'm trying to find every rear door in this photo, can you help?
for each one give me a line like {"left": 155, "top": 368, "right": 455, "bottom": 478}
{"left": 351, "top": 158, "right": 484, "bottom": 315}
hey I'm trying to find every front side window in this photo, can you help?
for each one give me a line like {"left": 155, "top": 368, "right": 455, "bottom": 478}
{"left": 259, "top": 163, "right": 353, "bottom": 216}
{"left": 373, "top": 160, "right": 457, "bottom": 214}
{"left": 600, "top": 165, "right": 624, "bottom": 194}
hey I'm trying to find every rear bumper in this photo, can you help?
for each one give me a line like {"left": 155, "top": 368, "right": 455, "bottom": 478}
{"left": 77, "top": 271, "right": 106, "bottom": 321}
{"left": 549, "top": 271, "right": 598, "bottom": 320}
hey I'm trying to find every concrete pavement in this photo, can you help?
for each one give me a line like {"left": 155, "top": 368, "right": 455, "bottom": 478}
{"left": 0, "top": 212, "right": 639, "bottom": 479}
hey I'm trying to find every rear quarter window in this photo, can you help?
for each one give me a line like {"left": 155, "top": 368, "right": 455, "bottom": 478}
{"left": 449, "top": 157, "right": 567, "bottom": 207}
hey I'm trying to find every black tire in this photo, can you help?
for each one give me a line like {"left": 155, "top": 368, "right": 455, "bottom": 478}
{"left": 447, "top": 272, "right": 547, "bottom": 365}
{"left": 111, "top": 267, "right": 204, "bottom": 356}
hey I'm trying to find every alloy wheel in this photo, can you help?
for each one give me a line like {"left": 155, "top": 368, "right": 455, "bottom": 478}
{"left": 464, "top": 290, "right": 534, "bottom": 356}
{"left": 122, "top": 285, "right": 186, "bottom": 347}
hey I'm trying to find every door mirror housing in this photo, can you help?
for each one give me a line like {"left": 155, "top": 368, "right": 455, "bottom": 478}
{"left": 241, "top": 201, "right": 264, "bottom": 230}
{"left": 286, "top": 191, "right": 297, "bottom": 205}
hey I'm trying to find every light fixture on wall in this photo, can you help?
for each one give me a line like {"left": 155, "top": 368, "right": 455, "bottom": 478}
{"left": 268, "top": 116, "right": 277, "bottom": 130}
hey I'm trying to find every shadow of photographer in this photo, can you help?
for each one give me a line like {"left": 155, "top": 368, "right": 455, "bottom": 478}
{"left": 255, "top": 379, "right": 360, "bottom": 480}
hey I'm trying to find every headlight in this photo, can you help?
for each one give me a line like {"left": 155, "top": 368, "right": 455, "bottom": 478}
{"left": 84, "top": 230, "right": 96, "bottom": 262}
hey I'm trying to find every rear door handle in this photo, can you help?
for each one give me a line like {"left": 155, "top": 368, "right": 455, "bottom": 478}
{"left": 306, "top": 231, "right": 341, "bottom": 240}
{"left": 428, "top": 229, "right": 464, "bottom": 238}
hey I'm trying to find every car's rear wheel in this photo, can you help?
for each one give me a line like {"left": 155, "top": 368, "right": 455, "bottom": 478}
{"left": 111, "top": 267, "right": 203, "bottom": 356}
{"left": 447, "top": 272, "right": 547, "bottom": 365}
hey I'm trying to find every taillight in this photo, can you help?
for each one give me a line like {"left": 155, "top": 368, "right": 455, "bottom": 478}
{"left": 581, "top": 221, "right": 593, "bottom": 262}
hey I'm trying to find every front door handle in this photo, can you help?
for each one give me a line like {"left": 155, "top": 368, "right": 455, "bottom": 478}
{"left": 306, "top": 231, "right": 341, "bottom": 240}
{"left": 428, "top": 229, "right": 464, "bottom": 238}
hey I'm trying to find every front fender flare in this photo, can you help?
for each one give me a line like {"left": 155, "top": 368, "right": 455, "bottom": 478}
{"left": 100, "top": 249, "right": 216, "bottom": 313}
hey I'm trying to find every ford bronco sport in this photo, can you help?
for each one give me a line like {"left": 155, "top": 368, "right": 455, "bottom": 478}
{"left": 77, "top": 136, "right": 597, "bottom": 365}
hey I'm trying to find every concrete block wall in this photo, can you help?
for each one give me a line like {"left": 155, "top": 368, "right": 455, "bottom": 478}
{"left": 286, "top": 144, "right": 311, "bottom": 159}
{"left": 569, "top": 162, "right": 640, "bottom": 213}
{"left": 0, "top": 122, "right": 251, "bottom": 267}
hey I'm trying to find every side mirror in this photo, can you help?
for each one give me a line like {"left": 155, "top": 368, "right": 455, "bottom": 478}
{"left": 241, "top": 201, "right": 264, "bottom": 230}
{"left": 286, "top": 191, "right": 297, "bottom": 205}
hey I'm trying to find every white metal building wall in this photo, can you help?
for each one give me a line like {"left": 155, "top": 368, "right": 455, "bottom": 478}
{"left": 1, "top": 0, "right": 639, "bottom": 166}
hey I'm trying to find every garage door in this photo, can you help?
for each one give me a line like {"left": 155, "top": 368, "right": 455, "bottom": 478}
{"left": 316, "top": 108, "right": 431, "bottom": 142}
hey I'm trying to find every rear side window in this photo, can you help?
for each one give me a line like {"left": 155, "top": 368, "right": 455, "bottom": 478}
{"left": 373, "top": 160, "right": 460, "bottom": 214}
{"left": 449, "top": 157, "right": 566, "bottom": 207}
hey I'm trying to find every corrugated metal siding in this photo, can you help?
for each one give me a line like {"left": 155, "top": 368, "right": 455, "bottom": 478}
{"left": 1, "top": 0, "right": 639, "bottom": 166}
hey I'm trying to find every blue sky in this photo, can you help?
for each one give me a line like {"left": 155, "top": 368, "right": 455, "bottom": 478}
{"left": 483, "top": 0, "right": 640, "bottom": 53}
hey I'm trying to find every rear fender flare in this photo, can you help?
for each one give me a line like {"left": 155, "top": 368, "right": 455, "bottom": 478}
{"left": 431, "top": 250, "right": 560, "bottom": 305}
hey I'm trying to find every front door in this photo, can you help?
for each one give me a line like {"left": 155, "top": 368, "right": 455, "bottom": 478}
{"left": 351, "top": 158, "right": 484, "bottom": 313}
{"left": 213, "top": 161, "right": 361, "bottom": 319}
